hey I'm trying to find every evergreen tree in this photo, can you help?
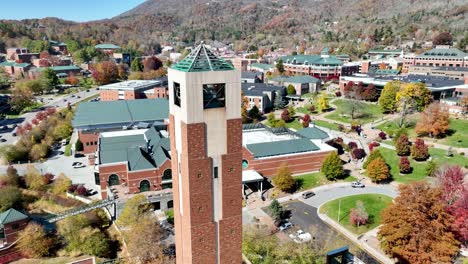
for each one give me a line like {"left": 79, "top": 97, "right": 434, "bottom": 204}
{"left": 130, "top": 58, "right": 143, "bottom": 72}
{"left": 276, "top": 59, "right": 285, "bottom": 74}
{"left": 274, "top": 91, "right": 287, "bottom": 110}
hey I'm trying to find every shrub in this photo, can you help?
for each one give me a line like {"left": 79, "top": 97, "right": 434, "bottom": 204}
{"left": 75, "top": 139, "right": 84, "bottom": 152}
{"left": 281, "top": 109, "right": 290, "bottom": 122}
{"left": 165, "top": 209, "right": 174, "bottom": 224}
{"left": 338, "top": 124, "right": 345, "bottom": 132}
{"left": 68, "top": 184, "right": 78, "bottom": 193}
{"left": 321, "top": 152, "right": 345, "bottom": 180}
{"left": 348, "top": 141, "right": 358, "bottom": 150}
{"left": 335, "top": 91, "right": 341, "bottom": 97}
{"left": 363, "top": 149, "right": 384, "bottom": 169}
{"left": 287, "top": 84, "right": 296, "bottom": 95}
{"left": 24, "top": 166, "right": 46, "bottom": 190}
{"left": 309, "top": 105, "right": 315, "bottom": 113}
{"left": 367, "top": 158, "right": 390, "bottom": 182}
{"left": 17, "top": 223, "right": 54, "bottom": 258}
{"left": 425, "top": 160, "right": 437, "bottom": 177}
{"left": 52, "top": 173, "right": 72, "bottom": 194}
{"left": 411, "top": 138, "right": 430, "bottom": 161}
{"left": 43, "top": 173, "right": 54, "bottom": 185}
{"left": 378, "top": 131, "right": 387, "bottom": 140}
{"left": 76, "top": 185, "right": 88, "bottom": 196}
{"left": 273, "top": 164, "right": 296, "bottom": 193}
{"left": 368, "top": 142, "right": 380, "bottom": 152}
{"left": 399, "top": 156, "right": 412, "bottom": 174}
{"left": 395, "top": 134, "right": 411, "bottom": 156}
{"left": 352, "top": 148, "right": 366, "bottom": 160}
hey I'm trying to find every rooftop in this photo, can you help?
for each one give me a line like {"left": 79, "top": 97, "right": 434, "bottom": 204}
{"left": 95, "top": 44, "right": 121, "bottom": 50}
{"left": 296, "top": 126, "right": 330, "bottom": 140}
{"left": 246, "top": 138, "right": 320, "bottom": 158}
{"left": 72, "top": 99, "right": 169, "bottom": 129}
{"left": 250, "top": 63, "right": 273, "bottom": 70}
{"left": 241, "top": 71, "right": 262, "bottom": 80}
{"left": 0, "top": 209, "right": 28, "bottom": 226}
{"left": 416, "top": 47, "right": 467, "bottom": 59}
{"left": 280, "top": 54, "right": 343, "bottom": 66}
{"left": 241, "top": 83, "right": 283, "bottom": 97}
{"left": 99, "top": 80, "right": 162, "bottom": 91}
{"left": 172, "top": 43, "right": 234, "bottom": 72}
{"left": 0, "top": 61, "right": 30, "bottom": 68}
{"left": 271, "top": 75, "right": 320, "bottom": 84}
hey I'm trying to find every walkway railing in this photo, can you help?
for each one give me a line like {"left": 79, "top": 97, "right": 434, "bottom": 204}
{"left": 47, "top": 197, "right": 117, "bottom": 223}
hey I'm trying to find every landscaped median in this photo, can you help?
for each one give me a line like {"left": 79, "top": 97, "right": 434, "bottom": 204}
{"left": 295, "top": 172, "right": 356, "bottom": 190}
{"left": 319, "top": 194, "right": 393, "bottom": 235}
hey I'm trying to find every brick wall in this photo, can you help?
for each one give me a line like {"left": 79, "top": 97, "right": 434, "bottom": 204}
{"left": 78, "top": 131, "right": 99, "bottom": 154}
{"left": 99, "top": 90, "right": 119, "bottom": 101}
{"left": 4, "top": 219, "right": 28, "bottom": 244}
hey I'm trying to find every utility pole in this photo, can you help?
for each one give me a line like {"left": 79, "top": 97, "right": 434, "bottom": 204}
{"left": 338, "top": 199, "right": 341, "bottom": 223}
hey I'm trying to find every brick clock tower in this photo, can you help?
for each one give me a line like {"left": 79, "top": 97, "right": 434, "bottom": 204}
{"left": 168, "top": 44, "right": 243, "bottom": 264}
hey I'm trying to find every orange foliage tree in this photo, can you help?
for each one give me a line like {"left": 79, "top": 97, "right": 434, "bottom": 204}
{"left": 415, "top": 102, "right": 449, "bottom": 137}
{"left": 378, "top": 182, "right": 459, "bottom": 264}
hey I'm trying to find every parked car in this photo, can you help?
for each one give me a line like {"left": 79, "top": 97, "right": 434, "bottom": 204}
{"left": 351, "top": 181, "right": 365, "bottom": 188}
{"left": 289, "top": 230, "right": 312, "bottom": 243}
{"left": 74, "top": 153, "right": 85, "bottom": 158}
{"left": 302, "top": 191, "right": 315, "bottom": 199}
{"left": 0, "top": 138, "right": 6, "bottom": 143}
{"left": 72, "top": 162, "right": 85, "bottom": 168}
{"left": 86, "top": 89, "right": 90, "bottom": 92}
{"left": 0, "top": 125, "right": 7, "bottom": 130}
{"left": 279, "top": 222, "right": 293, "bottom": 231}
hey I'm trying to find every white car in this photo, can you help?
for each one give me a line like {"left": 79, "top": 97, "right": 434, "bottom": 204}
{"left": 351, "top": 181, "right": 365, "bottom": 188}
{"left": 279, "top": 222, "right": 293, "bottom": 231}
{"left": 289, "top": 230, "right": 312, "bottom": 243}
{"left": 72, "top": 162, "right": 85, "bottom": 169}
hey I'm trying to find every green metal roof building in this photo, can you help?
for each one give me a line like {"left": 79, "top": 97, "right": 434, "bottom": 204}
{"left": 172, "top": 43, "right": 234, "bottom": 72}
{"left": 296, "top": 126, "right": 330, "bottom": 140}
{"left": 0, "top": 209, "right": 28, "bottom": 227}
{"left": 73, "top": 98, "right": 169, "bottom": 131}
{"left": 246, "top": 138, "right": 320, "bottom": 158}
{"left": 95, "top": 44, "right": 121, "bottom": 50}
{"left": 416, "top": 48, "right": 467, "bottom": 59}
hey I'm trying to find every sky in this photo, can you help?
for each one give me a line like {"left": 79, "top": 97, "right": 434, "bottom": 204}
{"left": 0, "top": 0, "right": 147, "bottom": 22}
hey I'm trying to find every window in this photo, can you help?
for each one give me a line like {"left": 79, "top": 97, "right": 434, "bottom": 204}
{"left": 0, "top": 228, "right": 4, "bottom": 239}
{"left": 213, "top": 166, "right": 219, "bottom": 178}
{"left": 11, "top": 224, "right": 19, "bottom": 230}
{"left": 94, "top": 173, "right": 100, "bottom": 185}
{"left": 162, "top": 169, "right": 172, "bottom": 181}
{"left": 203, "top": 83, "right": 226, "bottom": 109}
{"left": 173, "top": 82, "right": 181, "bottom": 107}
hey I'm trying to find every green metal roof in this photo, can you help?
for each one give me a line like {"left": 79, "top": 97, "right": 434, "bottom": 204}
{"left": 72, "top": 99, "right": 169, "bottom": 128}
{"left": 280, "top": 54, "right": 343, "bottom": 66}
{"left": 250, "top": 63, "right": 273, "bottom": 70}
{"left": 368, "top": 49, "right": 402, "bottom": 53}
{"left": 271, "top": 75, "right": 320, "bottom": 84}
{"left": 0, "top": 61, "right": 30, "bottom": 68}
{"left": 99, "top": 127, "right": 170, "bottom": 171}
{"left": 0, "top": 209, "right": 28, "bottom": 226}
{"left": 246, "top": 138, "right": 319, "bottom": 158}
{"left": 373, "top": 69, "right": 400, "bottom": 75}
{"left": 95, "top": 44, "right": 121, "bottom": 49}
{"left": 172, "top": 43, "right": 234, "bottom": 72}
{"left": 416, "top": 48, "right": 467, "bottom": 59}
{"left": 297, "top": 127, "right": 329, "bottom": 139}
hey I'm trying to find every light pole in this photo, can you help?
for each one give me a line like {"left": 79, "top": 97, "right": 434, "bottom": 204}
{"left": 337, "top": 199, "right": 341, "bottom": 223}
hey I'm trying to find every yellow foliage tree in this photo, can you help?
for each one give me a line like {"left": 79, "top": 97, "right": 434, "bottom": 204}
{"left": 317, "top": 93, "right": 330, "bottom": 112}
{"left": 395, "top": 82, "right": 432, "bottom": 111}
{"left": 415, "top": 102, "right": 450, "bottom": 137}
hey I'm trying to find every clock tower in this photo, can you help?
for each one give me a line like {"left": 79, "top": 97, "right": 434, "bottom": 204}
{"left": 168, "top": 43, "right": 243, "bottom": 264}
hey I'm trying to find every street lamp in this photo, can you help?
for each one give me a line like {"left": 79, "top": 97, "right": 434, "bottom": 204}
{"left": 337, "top": 199, "right": 341, "bottom": 223}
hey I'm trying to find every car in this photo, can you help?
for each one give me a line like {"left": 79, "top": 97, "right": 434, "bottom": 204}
{"left": 63, "top": 99, "right": 67, "bottom": 102}
{"left": 302, "top": 191, "right": 315, "bottom": 199}
{"left": 279, "top": 222, "right": 293, "bottom": 231}
{"left": 72, "top": 162, "right": 85, "bottom": 169}
{"left": 49, "top": 97, "right": 54, "bottom": 100}
{"left": 74, "top": 153, "right": 85, "bottom": 158}
{"left": 86, "top": 89, "right": 90, "bottom": 92}
{"left": 77, "top": 95, "right": 81, "bottom": 99}
{"left": 11, "top": 132, "right": 16, "bottom": 137}
{"left": 0, "top": 125, "right": 7, "bottom": 130}
{"left": 351, "top": 181, "right": 365, "bottom": 188}
{"left": 0, "top": 138, "right": 6, "bottom": 143}
{"left": 71, "top": 95, "right": 76, "bottom": 98}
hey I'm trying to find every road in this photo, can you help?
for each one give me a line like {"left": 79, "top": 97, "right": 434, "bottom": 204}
{"left": 0, "top": 88, "right": 99, "bottom": 146}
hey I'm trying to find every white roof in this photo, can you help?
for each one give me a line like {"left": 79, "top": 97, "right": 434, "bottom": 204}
{"left": 242, "top": 170, "right": 264, "bottom": 183}
{"left": 99, "top": 80, "right": 161, "bottom": 91}
{"left": 100, "top": 129, "right": 147, "bottom": 138}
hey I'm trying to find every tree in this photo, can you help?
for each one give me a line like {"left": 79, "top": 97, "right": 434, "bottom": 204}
{"left": 91, "top": 61, "right": 119, "bottom": 85}
{"left": 343, "top": 99, "right": 365, "bottom": 119}
{"left": 411, "top": 138, "right": 429, "bottom": 161}
{"left": 143, "top": 56, "right": 163, "bottom": 72}
{"left": 396, "top": 82, "right": 432, "bottom": 112}
{"left": 366, "top": 158, "right": 389, "bottom": 182}
{"left": 436, "top": 165, "right": 465, "bottom": 205}
{"left": 317, "top": 93, "right": 330, "bottom": 112}
{"left": 117, "top": 63, "right": 128, "bottom": 80}
{"left": 363, "top": 149, "right": 384, "bottom": 169}
{"left": 447, "top": 190, "right": 468, "bottom": 247}
{"left": 287, "top": 84, "right": 296, "bottom": 95}
{"left": 287, "top": 105, "right": 295, "bottom": 118}
{"left": 130, "top": 58, "right": 143, "bottom": 72}
{"left": 321, "top": 152, "right": 344, "bottom": 180}
{"left": 42, "top": 68, "right": 60, "bottom": 90}
{"left": 29, "top": 142, "right": 49, "bottom": 161}
{"left": 52, "top": 173, "right": 72, "bottom": 195}
{"left": 399, "top": 156, "right": 411, "bottom": 174}
{"left": 3, "top": 166, "right": 20, "bottom": 187}
{"left": 116, "top": 194, "right": 151, "bottom": 227}
{"left": 78, "top": 227, "right": 111, "bottom": 257}
{"left": 17, "top": 223, "right": 54, "bottom": 258}
{"left": 276, "top": 59, "right": 285, "bottom": 74}
{"left": 0, "top": 186, "right": 22, "bottom": 211}
{"left": 274, "top": 91, "right": 287, "bottom": 110}
{"left": 302, "top": 114, "right": 311, "bottom": 128}
{"left": 9, "top": 86, "right": 34, "bottom": 113}
{"left": 24, "top": 165, "right": 46, "bottom": 190}
{"left": 351, "top": 148, "right": 366, "bottom": 160}
{"left": 378, "top": 182, "right": 459, "bottom": 263}
{"left": 361, "top": 84, "right": 378, "bottom": 101}
{"left": 75, "top": 139, "right": 84, "bottom": 152}
{"left": 432, "top": 32, "right": 453, "bottom": 45}
{"left": 126, "top": 216, "right": 169, "bottom": 264}
{"left": 350, "top": 201, "right": 368, "bottom": 227}
{"left": 378, "top": 81, "right": 400, "bottom": 113}
{"left": 248, "top": 105, "right": 261, "bottom": 121}
{"left": 273, "top": 164, "right": 295, "bottom": 193}
{"left": 425, "top": 160, "right": 437, "bottom": 177}
{"left": 415, "top": 102, "right": 450, "bottom": 138}
{"left": 281, "top": 109, "right": 290, "bottom": 122}
{"left": 395, "top": 134, "right": 411, "bottom": 156}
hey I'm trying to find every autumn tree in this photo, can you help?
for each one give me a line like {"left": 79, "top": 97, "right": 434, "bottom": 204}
{"left": 395, "top": 134, "right": 411, "bottom": 156}
{"left": 350, "top": 201, "right": 369, "bottom": 227}
{"left": 0, "top": 186, "right": 22, "bottom": 211}
{"left": 363, "top": 149, "right": 384, "bottom": 169}
{"left": 116, "top": 194, "right": 152, "bottom": 227}
{"left": 378, "top": 182, "right": 459, "bottom": 263}
{"left": 287, "top": 84, "right": 296, "bottom": 95}
{"left": 321, "top": 152, "right": 345, "bottom": 180}
{"left": 399, "top": 156, "right": 411, "bottom": 174}
{"left": 281, "top": 109, "right": 290, "bottom": 122}
{"left": 276, "top": 59, "right": 285, "bottom": 74}
{"left": 378, "top": 81, "right": 401, "bottom": 113}
{"left": 432, "top": 32, "right": 453, "bottom": 45}
{"left": 273, "top": 164, "right": 295, "bottom": 193}
{"left": 396, "top": 83, "right": 432, "bottom": 126}
{"left": 302, "top": 114, "right": 311, "bottom": 128}
{"left": 366, "top": 158, "right": 389, "bottom": 182}
{"left": 91, "top": 61, "right": 119, "bottom": 85}
{"left": 361, "top": 84, "right": 378, "bottom": 101}
{"left": 411, "top": 138, "right": 429, "bottom": 161}
{"left": 415, "top": 102, "right": 450, "bottom": 137}
{"left": 317, "top": 93, "right": 330, "bottom": 112}
{"left": 130, "top": 58, "right": 143, "bottom": 72}
{"left": 9, "top": 86, "right": 34, "bottom": 113}
{"left": 126, "top": 216, "right": 171, "bottom": 264}
{"left": 436, "top": 166, "right": 465, "bottom": 205}
{"left": 17, "top": 223, "right": 55, "bottom": 258}
{"left": 143, "top": 56, "right": 163, "bottom": 72}
{"left": 24, "top": 165, "right": 46, "bottom": 190}
{"left": 52, "top": 173, "right": 72, "bottom": 195}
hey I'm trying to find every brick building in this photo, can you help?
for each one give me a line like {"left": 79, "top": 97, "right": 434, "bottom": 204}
{"left": 169, "top": 43, "right": 243, "bottom": 264}
{"left": 95, "top": 44, "right": 121, "bottom": 54}
{"left": 0, "top": 62, "right": 32, "bottom": 78}
{"left": 72, "top": 99, "right": 169, "bottom": 154}
{"left": 0, "top": 209, "right": 29, "bottom": 249}
{"left": 408, "top": 66, "right": 468, "bottom": 80}
{"left": 99, "top": 80, "right": 168, "bottom": 101}
{"left": 95, "top": 127, "right": 172, "bottom": 199}
{"left": 6, "top": 48, "right": 39, "bottom": 63}
{"left": 241, "top": 83, "right": 285, "bottom": 113}
{"left": 403, "top": 46, "right": 468, "bottom": 73}
{"left": 269, "top": 75, "right": 321, "bottom": 95}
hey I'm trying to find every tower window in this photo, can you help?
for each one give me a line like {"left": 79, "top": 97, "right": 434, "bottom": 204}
{"left": 213, "top": 166, "right": 218, "bottom": 178}
{"left": 203, "top": 83, "right": 225, "bottom": 109}
{"left": 173, "top": 82, "right": 181, "bottom": 107}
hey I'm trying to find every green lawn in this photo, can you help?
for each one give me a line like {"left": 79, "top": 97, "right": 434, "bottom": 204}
{"left": 376, "top": 146, "right": 468, "bottom": 183}
{"left": 295, "top": 172, "right": 356, "bottom": 190}
{"left": 296, "top": 104, "right": 318, "bottom": 115}
{"left": 314, "top": 120, "right": 340, "bottom": 131}
{"left": 325, "top": 99, "right": 384, "bottom": 124}
{"left": 376, "top": 118, "right": 417, "bottom": 138}
{"left": 266, "top": 118, "right": 303, "bottom": 130}
{"left": 320, "top": 194, "right": 393, "bottom": 235}
{"left": 440, "top": 119, "right": 468, "bottom": 148}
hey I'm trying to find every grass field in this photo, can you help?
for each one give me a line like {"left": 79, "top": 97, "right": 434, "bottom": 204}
{"left": 314, "top": 120, "right": 341, "bottom": 131}
{"left": 295, "top": 172, "right": 356, "bottom": 190}
{"left": 325, "top": 99, "right": 384, "bottom": 124}
{"left": 376, "top": 146, "right": 468, "bottom": 183}
{"left": 376, "top": 118, "right": 417, "bottom": 138}
{"left": 320, "top": 194, "right": 393, "bottom": 234}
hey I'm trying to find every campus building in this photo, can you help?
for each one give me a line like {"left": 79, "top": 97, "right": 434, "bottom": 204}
{"left": 0, "top": 209, "right": 28, "bottom": 264}
{"left": 99, "top": 79, "right": 168, "bottom": 101}
{"left": 168, "top": 43, "right": 243, "bottom": 264}
{"left": 269, "top": 75, "right": 321, "bottom": 95}
{"left": 241, "top": 83, "right": 285, "bottom": 113}
{"left": 72, "top": 99, "right": 169, "bottom": 154}
{"left": 408, "top": 66, "right": 468, "bottom": 80}
{"left": 403, "top": 46, "right": 468, "bottom": 72}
